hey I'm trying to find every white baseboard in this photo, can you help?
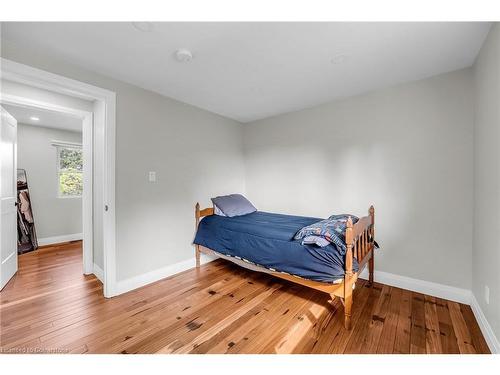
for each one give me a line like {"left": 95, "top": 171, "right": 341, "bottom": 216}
{"left": 359, "top": 269, "right": 471, "bottom": 304}
{"left": 93, "top": 263, "right": 104, "bottom": 283}
{"left": 470, "top": 294, "right": 500, "bottom": 354}
{"left": 37, "top": 233, "right": 83, "bottom": 246}
{"left": 114, "top": 252, "right": 217, "bottom": 296}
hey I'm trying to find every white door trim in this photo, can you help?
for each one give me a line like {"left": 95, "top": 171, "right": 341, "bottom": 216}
{"left": 82, "top": 112, "right": 93, "bottom": 275}
{"left": 1, "top": 58, "right": 117, "bottom": 297}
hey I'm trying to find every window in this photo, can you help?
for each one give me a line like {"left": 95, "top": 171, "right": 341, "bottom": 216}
{"left": 55, "top": 143, "right": 83, "bottom": 198}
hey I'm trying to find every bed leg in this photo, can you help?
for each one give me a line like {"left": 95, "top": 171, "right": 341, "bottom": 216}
{"left": 195, "top": 245, "right": 201, "bottom": 268}
{"left": 368, "top": 205, "right": 375, "bottom": 287}
{"left": 344, "top": 294, "right": 352, "bottom": 330}
{"left": 329, "top": 294, "right": 337, "bottom": 305}
{"left": 368, "top": 253, "right": 374, "bottom": 287}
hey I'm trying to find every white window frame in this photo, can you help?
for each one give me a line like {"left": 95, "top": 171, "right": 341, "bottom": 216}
{"left": 53, "top": 140, "right": 83, "bottom": 199}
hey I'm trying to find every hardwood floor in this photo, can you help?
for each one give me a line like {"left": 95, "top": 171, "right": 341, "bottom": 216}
{"left": 0, "top": 241, "right": 490, "bottom": 354}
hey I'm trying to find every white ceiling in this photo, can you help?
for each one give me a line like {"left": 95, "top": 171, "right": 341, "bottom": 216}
{"left": 2, "top": 104, "right": 82, "bottom": 132}
{"left": 1, "top": 22, "right": 491, "bottom": 123}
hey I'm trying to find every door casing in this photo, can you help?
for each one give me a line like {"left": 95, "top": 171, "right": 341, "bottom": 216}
{"left": 1, "top": 58, "right": 117, "bottom": 297}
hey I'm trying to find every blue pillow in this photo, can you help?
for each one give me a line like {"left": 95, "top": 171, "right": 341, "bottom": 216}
{"left": 211, "top": 194, "right": 257, "bottom": 217}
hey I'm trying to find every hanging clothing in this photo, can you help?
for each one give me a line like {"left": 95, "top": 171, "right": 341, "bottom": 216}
{"left": 17, "top": 209, "right": 28, "bottom": 235}
{"left": 16, "top": 169, "right": 38, "bottom": 254}
{"left": 19, "top": 191, "right": 34, "bottom": 223}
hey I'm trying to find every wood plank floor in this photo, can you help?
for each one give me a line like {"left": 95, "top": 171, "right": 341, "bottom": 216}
{"left": 0, "top": 241, "right": 490, "bottom": 354}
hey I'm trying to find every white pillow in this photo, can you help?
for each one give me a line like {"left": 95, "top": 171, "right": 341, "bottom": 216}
{"left": 213, "top": 204, "right": 226, "bottom": 216}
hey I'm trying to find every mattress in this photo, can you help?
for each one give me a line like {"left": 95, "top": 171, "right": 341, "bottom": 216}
{"left": 193, "top": 211, "right": 359, "bottom": 283}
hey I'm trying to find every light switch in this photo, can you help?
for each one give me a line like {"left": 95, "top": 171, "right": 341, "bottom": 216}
{"left": 148, "top": 171, "right": 156, "bottom": 182}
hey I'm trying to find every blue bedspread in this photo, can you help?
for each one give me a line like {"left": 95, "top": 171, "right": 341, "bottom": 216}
{"left": 193, "top": 211, "right": 358, "bottom": 283}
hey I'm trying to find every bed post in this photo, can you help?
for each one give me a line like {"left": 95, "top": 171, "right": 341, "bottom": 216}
{"left": 368, "top": 205, "right": 375, "bottom": 286}
{"left": 343, "top": 216, "right": 354, "bottom": 330}
{"left": 195, "top": 202, "right": 201, "bottom": 268}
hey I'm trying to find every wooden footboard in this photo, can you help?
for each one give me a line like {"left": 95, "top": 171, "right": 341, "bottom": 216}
{"left": 194, "top": 203, "right": 375, "bottom": 330}
{"left": 348, "top": 205, "right": 375, "bottom": 281}
{"left": 343, "top": 206, "right": 375, "bottom": 328}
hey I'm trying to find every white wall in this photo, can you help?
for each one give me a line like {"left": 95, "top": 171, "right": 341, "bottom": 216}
{"left": 17, "top": 123, "right": 83, "bottom": 239}
{"left": 244, "top": 68, "right": 474, "bottom": 290}
{"left": 113, "top": 86, "right": 245, "bottom": 280}
{"left": 1, "top": 41, "right": 246, "bottom": 281}
{"left": 472, "top": 24, "right": 500, "bottom": 343}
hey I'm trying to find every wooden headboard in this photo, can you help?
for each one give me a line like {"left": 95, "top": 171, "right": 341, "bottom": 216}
{"left": 195, "top": 203, "right": 214, "bottom": 228}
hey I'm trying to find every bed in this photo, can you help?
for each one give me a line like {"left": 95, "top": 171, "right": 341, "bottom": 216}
{"left": 193, "top": 203, "right": 376, "bottom": 330}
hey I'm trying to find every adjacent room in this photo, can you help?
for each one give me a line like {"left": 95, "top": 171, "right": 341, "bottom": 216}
{"left": 0, "top": 21, "right": 499, "bottom": 356}
{"left": 0, "top": 103, "right": 89, "bottom": 298}
{"left": 7, "top": 105, "right": 83, "bottom": 245}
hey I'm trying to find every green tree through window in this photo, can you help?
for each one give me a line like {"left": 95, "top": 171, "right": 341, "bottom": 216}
{"left": 58, "top": 146, "right": 83, "bottom": 197}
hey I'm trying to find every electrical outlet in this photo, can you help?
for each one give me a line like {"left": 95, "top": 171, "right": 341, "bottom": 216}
{"left": 485, "top": 285, "right": 490, "bottom": 305}
{"left": 148, "top": 171, "right": 156, "bottom": 182}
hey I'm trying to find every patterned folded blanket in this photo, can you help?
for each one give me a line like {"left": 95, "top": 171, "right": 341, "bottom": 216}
{"left": 294, "top": 214, "right": 359, "bottom": 253}
{"left": 301, "top": 235, "right": 331, "bottom": 247}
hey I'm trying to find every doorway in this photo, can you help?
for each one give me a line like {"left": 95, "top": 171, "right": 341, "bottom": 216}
{"left": 1, "top": 102, "right": 92, "bottom": 284}
{"left": 7, "top": 105, "right": 87, "bottom": 240}
{"left": 0, "top": 58, "right": 116, "bottom": 297}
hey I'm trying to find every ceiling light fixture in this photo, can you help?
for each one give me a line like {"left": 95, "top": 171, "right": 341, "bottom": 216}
{"left": 132, "top": 22, "right": 155, "bottom": 33}
{"left": 174, "top": 48, "right": 193, "bottom": 63}
{"left": 330, "top": 53, "right": 350, "bottom": 65}
{"left": 30, "top": 116, "right": 40, "bottom": 121}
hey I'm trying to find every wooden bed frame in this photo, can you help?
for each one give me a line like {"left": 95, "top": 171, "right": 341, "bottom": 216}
{"left": 195, "top": 204, "right": 375, "bottom": 330}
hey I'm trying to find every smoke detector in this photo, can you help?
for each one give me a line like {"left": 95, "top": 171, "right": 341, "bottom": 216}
{"left": 175, "top": 49, "right": 193, "bottom": 63}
